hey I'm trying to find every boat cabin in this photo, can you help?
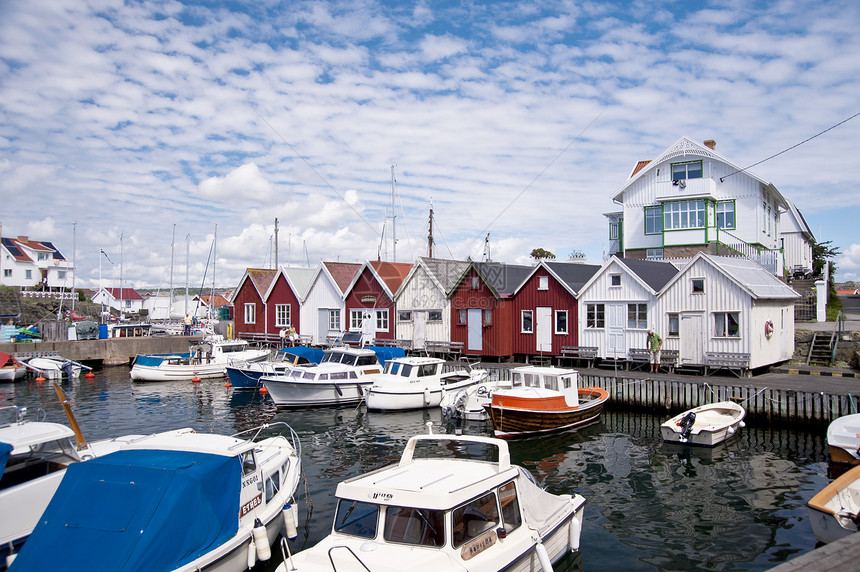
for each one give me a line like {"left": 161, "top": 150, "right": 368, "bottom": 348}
{"left": 508, "top": 366, "right": 581, "bottom": 407}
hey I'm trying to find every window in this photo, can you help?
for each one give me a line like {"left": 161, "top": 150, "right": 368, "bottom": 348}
{"left": 716, "top": 201, "right": 735, "bottom": 229}
{"left": 57, "top": 271, "right": 66, "bottom": 280}
{"left": 609, "top": 221, "right": 620, "bottom": 241}
{"left": 586, "top": 304, "right": 605, "bottom": 328}
{"left": 37, "top": 252, "right": 50, "bottom": 261}
{"left": 768, "top": 206, "right": 772, "bottom": 235}
{"left": 521, "top": 310, "right": 533, "bottom": 333}
{"left": 384, "top": 506, "right": 445, "bottom": 547}
{"left": 334, "top": 500, "right": 378, "bottom": 539}
{"left": 610, "top": 274, "right": 621, "bottom": 287}
{"left": 275, "top": 304, "right": 291, "bottom": 327}
{"left": 671, "top": 160, "right": 703, "bottom": 180}
{"left": 398, "top": 311, "right": 412, "bottom": 322}
{"left": 241, "top": 451, "right": 256, "bottom": 475}
{"left": 762, "top": 200, "right": 767, "bottom": 233}
{"left": 498, "top": 482, "right": 522, "bottom": 533}
{"left": 646, "top": 248, "right": 664, "bottom": 260}
{"left": 691, "top": 278, "right": 705, "bottom": 294}
{"left": 452, "top": 492, "right": 500, "bottom": 548}
{"left": 244, "top": 303, "right": 255, "bottom": 324}
{"left": 714, "top": 312, "right": 740, "bottom": 337}
{"left": 664, "top": 200, "right": 706, "bottom": 230}
{"left": 428, "top": 310, "right": 442, "bottom": 322}
{"left": 350, "top": 309, "right": 363, "bottom": 330}
{"left": 328, "top": 310, "right": 340, "bottom": 331}
{"left": 376, "top": 309, "right": 389, "bottom": 331}
{"left": 538, "top": 276, "right": 549, "bottom": 290}
{"left": 124, "top": 299, "right": 132, "bottom": 308}
{"left": 555, "top": 310, "right": 568, "bottom": 334}
{"left": 470, "top": 276, "right": 480, "bottom": 290}
{"left": 645, "top": 206, "right": 662, "bottom": 235}
{"left": 483, "top": 309, "right": 493, "bottom": 325}
{"left": 627, "top": 304, "right": 647, "bottom": 329}
{"left": 25, "top": 269, "right": 32, "bottom": 279}
{"left": 458, "top": 310, "right": 467, "bottom": 324}
{"left": 668, "top": 313, "right": 680, "bottom": 336}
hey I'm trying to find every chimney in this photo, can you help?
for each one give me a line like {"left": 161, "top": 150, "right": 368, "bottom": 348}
{"left": 704, "top": 139, "right": 716, "bottom": 150}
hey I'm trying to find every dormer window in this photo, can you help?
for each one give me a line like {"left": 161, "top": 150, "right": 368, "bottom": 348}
{"left": 671, "top": 160, "right": 703, "bottom": 180}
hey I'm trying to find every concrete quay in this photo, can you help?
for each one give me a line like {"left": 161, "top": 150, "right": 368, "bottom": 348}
{"left": 0, "top": 335, "right": 203, "bottom": 366}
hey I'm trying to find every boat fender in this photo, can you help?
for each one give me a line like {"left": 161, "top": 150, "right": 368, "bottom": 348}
{"left": 569, "top": 515, "right": 581, "bottom": 552}
{"left": 535, "top": 541, "right": 553, "bottom": 572}
{"left": 6, "top": 552, "right": 17, "bottom": 569}
{"left": 739, "top": 421, "right": 746, "bottom": 428}
{"left": 247, "top": 537, "right": 257, "bottom": 569}
{"left": 424, "top": 388, "right": 431, "bottom": 405}
{"left": 253, "top": 518, "right": 271, "bottom": 561}
{"left": 727, "top": 426, "right": 735, "bottom": 435}
{"left": 283, "top": 502, "right": 298, "bottom": 540}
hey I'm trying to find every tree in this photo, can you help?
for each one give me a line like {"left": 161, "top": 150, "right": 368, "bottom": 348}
{"left": 530, "top": 248, "right": 556, "bottom": 261}
{"left": 568, "top": 249, "right": 586, "bottom": 260}
{"left": 812, "top": 239, "right": 839, "bottom": 282}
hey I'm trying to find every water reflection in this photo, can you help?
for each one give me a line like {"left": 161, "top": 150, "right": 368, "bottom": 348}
{"left": 5, "top": 367, "right": 833, "bottom": 571}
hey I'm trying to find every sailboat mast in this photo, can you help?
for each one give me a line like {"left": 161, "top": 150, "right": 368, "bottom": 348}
{"left": 391, "top": 165, "right": 396, "bottom": 262}
{"left": 169, "top": 224, "right": 175, "bottom": 318}
{"left": 428, "top": 200, "right": 434, "bottom": 258}
{"left": 185, "top": 234, "right": 189, "bottom": 317}
{"left": 211, "top": 224, "right": 217, "bottom": 321}
{"left": 274, "top": 218, "right": 279, "bottom": 269}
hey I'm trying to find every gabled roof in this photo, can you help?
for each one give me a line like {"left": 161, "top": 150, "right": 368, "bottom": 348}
{"left": 322, "top": 262, "right": 362, "bottom": 295}
{"left": 394, "top": 257, "right": 471, "bottom": 300}
{"left": 101, "top": 287, "right": 144, "bottom": 301}
{"left": 2, "top": 236, "right": 66, "bottom": 261}
{"left": 610, "top": 136, "right": 787, "bottom": 209}
{"left": 458, "top": 262, "right": 532, "bottom": 299}
{"left": 266, "top": 266, "right": 318, "bottom": 301}
{"left": 230, "top": 268, "right": 277, "bottom": 303}
{"left": 783, "top": 199, "right": 815, "bottom": 240}
{"left": 545, "top": 261, "right": 603, "bottom": 295}
{"left": 629, "top": 160, "right": 651, "bottom": 178}
{"left": 618, "top": 258, "right": 680, "bottom": 292}
{"left": 195, "top": 294, "right": 231, "bottom": 308}
{"left": 1, "top": 237, "right": 31, "bottom": 262}
{"left": 346, "top": 261, "right": 413, "bottom": 299}
{"left": 660, "top": 253, "right": 800, "bottom": 299}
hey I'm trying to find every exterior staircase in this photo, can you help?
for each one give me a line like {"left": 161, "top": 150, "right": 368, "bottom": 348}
{"left": 807, "top": 331, "right": 837, "bottom": 366}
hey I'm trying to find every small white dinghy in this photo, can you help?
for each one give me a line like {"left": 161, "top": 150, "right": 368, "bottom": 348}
{"left": 807, "top": 464, "right": 860, "bottom": 544}
{"left": 660, "top": 401, "right": 746, "bottom": 447}
{"left": 826, "top": 413, "right": 860, "bottom": 465}
{"left": 274, "top": 424, "right": 585, "bottom": 572}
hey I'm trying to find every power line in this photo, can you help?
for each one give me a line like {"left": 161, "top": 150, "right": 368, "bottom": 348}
{"left": 720, "top": 111, "right": 860, "bottom": 182}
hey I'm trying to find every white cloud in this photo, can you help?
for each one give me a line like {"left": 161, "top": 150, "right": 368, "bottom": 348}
{"left": 198, "top": 163, "right": 274, "bottom": 202}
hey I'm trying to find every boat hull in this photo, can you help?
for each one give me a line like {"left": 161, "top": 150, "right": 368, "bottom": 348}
{"left": 660, "top": 401, "right": 746, "bottom": 447}
{"left": 365, "top": 387, "right": 443, "bottom": 411}
{"left": 263, "top": 378, "right": 372, "bottom": 408}
{"left": 130, "top": 362, "right": 227, "bottom": 381}
{"left": 807, "top": 464, "right": 860, "bottom": 544}
{"left": 485, "top": 388, "right": 609, "bottom": 438}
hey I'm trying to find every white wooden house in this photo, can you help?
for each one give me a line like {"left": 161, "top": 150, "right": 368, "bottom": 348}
{"left": 0, "top": 235, "right": 75, "bottom": 290}
{"left": 780, "top": 199, "right": 815, "bottom": 279}
{"left": 393, "top": 257, "right": 470, "bottom": 349}
{"left": 263, "top": 266, "right": 316, "bottom": 341}
{"left": 577, "top": 257, "right": 679, "bottom": 360}
{"left": 654, "top": 253, "right": 799, "bottom": 369}
{"left": 300, "top": 262, "right": 361, "bottom": 345}
{"left": 91, "top": 287, "right": 144, "bottom": 315}
{"left": 606, "top": 137, "right": 789, "bottom": 275}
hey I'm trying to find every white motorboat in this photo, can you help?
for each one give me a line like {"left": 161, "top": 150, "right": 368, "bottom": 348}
{"left": 660, "top": 401, "right": 746, "bottom": 447}
{"left": 275, "top": 426, "right": 585, "bottom": 572}
{"left": 0, "top": 402, "right": 125, "bottom": 567}
{"left": 826, "top": 413, "right": 860, "bottom": 465}
{"left": 0, "top": 353, "right": 26, "bottom": 382}
{"left": 130, "top": 336, "right": 270, "bottom": 382}
{"left": 441, "top": 377, "right": 513, "bottom": 422}
{"left": 807, "top": 463, "right": 860, "bottom": 544}
{"left": 21, "top": 355, "right": 85, "bottom": 380}
{"left": 261, "top": 346, "right": 403, "bottom": 408}
{"left": 364, "top": 357, "right": 489, "bottom": 411}
{"left": 8, "top": 423, "right": 303, "bottom": 572}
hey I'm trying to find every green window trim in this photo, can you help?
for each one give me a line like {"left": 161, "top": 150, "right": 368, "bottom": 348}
{"left": 644, "top": 205, "right": 662, "bottom": 235}
{"left": 671, "top": 160, "right": 703, "bottom": 180}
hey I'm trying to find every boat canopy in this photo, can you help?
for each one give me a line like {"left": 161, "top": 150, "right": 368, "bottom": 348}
{"left": 364, "top": 346, "right": 406, "bottom": 367}
{"left": 277, "top": 346, "right": 325, "bottom": 365}
{"left": 0, "top": 441, "right": 12, "bottom": 475}
{"left": 9, "top": 448, "right": 241, "bottom": 572}
{"left": 133, "top": 353, "right": 190, "bottom": 367}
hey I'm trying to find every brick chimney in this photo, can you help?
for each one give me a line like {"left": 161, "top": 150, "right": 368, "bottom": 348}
{"left": 703, "top": 139, "right": 716, "bottom": 150}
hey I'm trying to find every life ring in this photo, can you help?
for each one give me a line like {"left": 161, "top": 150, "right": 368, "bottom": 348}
{"left": 764, "top": 321, "right": 774, "bottom": 339}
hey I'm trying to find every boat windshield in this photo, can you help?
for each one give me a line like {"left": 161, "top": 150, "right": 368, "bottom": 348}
{"left": 323, "top": 351, "right": 355, "bottom": 365}
{"left": 452, "top": 491, "right": 500, "bottom": 548}
{"left": 384, "top": 361, "right": 401, "bottom": 375}
{"left": 512, "top": 372, "right": 543, "bottom": 388}
{"left": 219, "top": 344, "right": 247, "bottom": 353}
{"left": 383, "top": 506, "right": 445, "bottom": 547}
{"left": 334, "top": 500, "right": 379, "bottom": 539}
{"left": 1, "top": 438, "right": 79, "bottom": 490}
{"left": 399, "top": 364, "right": 413, "bottom": 377}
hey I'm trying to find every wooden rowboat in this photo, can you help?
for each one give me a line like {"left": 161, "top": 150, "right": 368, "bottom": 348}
{"left": 807, "top": 463, "right": 860, "bottom": 544}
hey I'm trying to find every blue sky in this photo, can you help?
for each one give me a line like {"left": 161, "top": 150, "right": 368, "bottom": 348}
{"left": 1, "top": 0, "right": 859, "bottom": 289}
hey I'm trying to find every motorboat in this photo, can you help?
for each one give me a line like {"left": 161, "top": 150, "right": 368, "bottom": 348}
{"left": 0, "top": 353, "right": 26, "bottom": 382}
{"left": 261, "top": 346, "right": 404, "bottom": 408}
{"left": 484, "top": 366, "right": 610, "bottom": 439}
{"left": 274, "top": 427, "right": 585, "bottom": 572}
{"left": 827, "top": 413, "right": 860, "bottom": 465}
{"left": 130, "top": 336, "right": 270, "bottom": 382}
{"left": 364, "top": 357, "right": 489, "bottom": 411}
{"left": 0, "top": 401, "right": 125, "bottom": 567}
{"left": 225, "top": 347, "right": 325, "bottom": 390}
{"left": 8, "top": 423, "right": 303, "bottom": 572}
{"left": 441, "top": 377, "right": 513, "bottom": 422}
{"left": 807, "top": 463, "right": 860, "bottom": 544}
{"left": 660, "top": 401, "right": 746, "bottom": 447}
{"left": 20, "top": 354, "right": 86, "bottom": 380}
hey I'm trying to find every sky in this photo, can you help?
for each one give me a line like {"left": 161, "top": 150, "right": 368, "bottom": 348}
{"left": 1, "top": 0, "right": 859, "bottom": 291}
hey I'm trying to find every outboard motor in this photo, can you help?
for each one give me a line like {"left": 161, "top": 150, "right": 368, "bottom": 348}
{"left": 62, "top": 361, "right": 74, "bottom": 378}
{"left": 678, "top": 412, "right": 696, "bottom": 442}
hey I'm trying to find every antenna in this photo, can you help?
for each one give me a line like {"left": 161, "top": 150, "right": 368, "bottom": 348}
{"left": 483, "top": 233, "right": 491, "bottom": 262}
{"left": 428, "top": 199, "right": 435, "bottom": 258}
{"left": 390, "top": 165, "right": 397, "bottom": 262}
{"left": 274, "top": 218, "right": 279, "bottom": 268}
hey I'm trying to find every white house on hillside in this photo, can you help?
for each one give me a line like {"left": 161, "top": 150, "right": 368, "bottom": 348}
{"left": 606, "top": 137, "right": 793, "bottom": 276}
{"left": 0, "top": 235, "right": 75, "bottom": 290}
{"left": 91, "top": 287, "right": 144, "bottom": 315}
{"left": 781, "top": 199, "right": 815, "bottom": 278}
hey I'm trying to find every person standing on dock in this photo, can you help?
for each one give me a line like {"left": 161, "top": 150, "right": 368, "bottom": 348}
{"left": 184, "top": 314, "right": 192, "bottom": 336}
{"left": 647, "top": 328, "right": 663, "bottom": 374}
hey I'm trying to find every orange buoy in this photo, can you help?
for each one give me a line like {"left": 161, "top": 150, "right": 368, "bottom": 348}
{"left": 192, "top": 376, "right": 201, "bottom": 383}
{"left": 35, "top": 376, "right": 46, "bottom": 383}
{"left": 224, "top": 382, "right": 232, "bottom": 388}
{"left": 85, "top": 372, "right": 95, "bottom": 379}
{"left": 259, "top": 386, "right": 268, "bottom": 395}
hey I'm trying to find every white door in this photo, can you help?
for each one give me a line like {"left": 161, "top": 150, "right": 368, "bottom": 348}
{"left": 536, "top": 307, "right": 552, "bottom": 352}
{"left": 680, "top": 313, "right": 704, "bottom": 364}
{"left": 361, "top": 310, "right": 376, "bottom": 345}
{"left": 606, "top": 303, "right": 626, "bottom": 359}
{"left": 467, "top": 308, "right": 482, "bottom": 351}
{"left": 318, "top": 310, "right": 329, "bottom": 345}
{"left": 413, "top": 311, "right": 426, "bottom": 350}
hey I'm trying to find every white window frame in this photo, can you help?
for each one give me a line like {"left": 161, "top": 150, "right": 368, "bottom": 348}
{"left": 627, "top": 303, "right": 647, "bottom": 329}
{"left": 714, "top": 311, "right": 740, "bottom": 338}
{"left": 521, "top": 310, "right": 533, "bottom": 333}
{"left": 692, "top": 278, "right": 705, "bottom": 294}
{"left": 610, "top": 274, "right": 621, "bottom": 287}
{"left": 671, "top": 159, "right": 703, "bottom": 180}
{"left": 646, "top": 248, "right": 664, "bottom": 260}
{"left": 716, "top": 201, "right": 735, "bottom": 230}
{"left": 538, "top": 276, "right": 549, "bottom": 290}
{"left": 586, "top": 303, "right": 605, "bottom": 329}
{"left": 376, "top": 309, "right": 389, "bottom": 332}
{"left": 668, "top": 313, "right": 680, "bottom": 337}
{"left": 349, "top": 309, "right": 363, "bottom": 330}
{"left": 328, "top": 309, "right": 340, "bottom": 331}
{"left": 645, "top": 206, "right": 662, "bottom": 235}
{"left": 555, "top": 310, "right": 568, "bottom": 334}
{"left": 275, "top": 304, "right": 291, "bottom": 328}
{"left": 244, "top": 303, "right": 256, "bottom": 324}
{"left": 664, "top": 199, "right": 706, "bottom": 230}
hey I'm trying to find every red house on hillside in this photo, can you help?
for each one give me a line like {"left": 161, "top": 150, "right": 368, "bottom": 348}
{"left": 343, "top": 261, "right": 412, "bottom": 342}
{"left": 511, "top": 261, "right": 601, "bottom": 358}
{"left": 231, "top": 268, "right": 277, "bottom": 341}
{"left": 449, "top": 262, "right": 531, "bottom": 358}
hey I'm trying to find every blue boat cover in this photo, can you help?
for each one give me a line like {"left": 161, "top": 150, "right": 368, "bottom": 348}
{"left": 276, "top": 346, "right": 325, "bottom": 365}
{"left": 365, "top": 346, "right": 406, "bottom": 367}
{"left": 133, "top": 353, "right": 190, "bottom": 367}
{"left": 0, "top": 441, "right": 12, "bottom": 476}
{"left": 10, "top": 448, "right": 241, "bottom": 572}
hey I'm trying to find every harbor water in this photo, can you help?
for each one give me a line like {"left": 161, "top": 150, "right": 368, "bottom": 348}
{"left": 1, "top": 366, "right": 832, "bottom": 571}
